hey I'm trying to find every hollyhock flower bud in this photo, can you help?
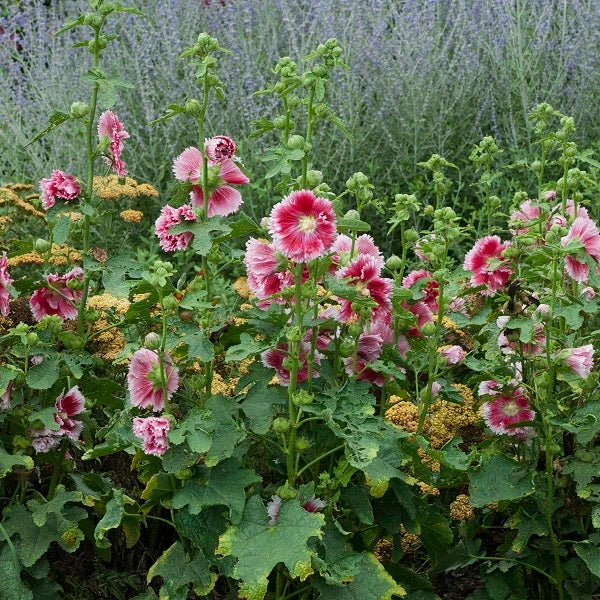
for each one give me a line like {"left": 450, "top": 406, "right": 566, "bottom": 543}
{"left": 267, "top": 495, "right": 282, "bottom": 526}
{"left": 204, "top": 135, "right": 236, "bottom": 162}
{"left": 385, "top": 254, "right": 403, "bottom": 271}
{"left": 563, "top": 345, "right": 594, "bottom": 378}
{"left": 580, "top": 286, "right": 595, "bottom": 301}
{"left": 70, "top": 101, "right": 90, "bottom": 118}
{"left": 272, "top": 417, "right": 290, "bottom": 433}
{"left": 132, "top": 417, "right": 170, "bottom": 456}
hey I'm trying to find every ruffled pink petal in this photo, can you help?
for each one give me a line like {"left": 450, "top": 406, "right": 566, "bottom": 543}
{"left": 208, "top": 185, "right": 243, "bottom": 217}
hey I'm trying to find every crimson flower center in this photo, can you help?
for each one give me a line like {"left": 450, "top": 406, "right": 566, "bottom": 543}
{"left": 502, "top": 400, "right": 519, "bottom": 417}
{"left": 298, "top": 214, "right": 317, "bottom": 234}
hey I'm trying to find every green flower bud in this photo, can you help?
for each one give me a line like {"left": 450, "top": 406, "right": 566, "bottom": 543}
{"left": 66, "top": 277, "right": 83, "bottom": 290}
{"left": 14, "top": 323, "right": 29, "bottom": 335}
{"left": 26, "top": 332, "right": 38, "bottom": 346}
{"left": 273, "top": 115, "right": 287, "bottom": 129}
{"left": 144, "top": 332, "right": 161, "bottom": 350}
{"left": 34, "top": 238, "right": 51, "bottom": 253}
{"left": 530, "top": 160, "right": 542, "bottom": 172}
{"left": 272, "top": 417, "right": 290, "bottom": 433}
{"left": 421, "top": 321, "right": 436, "bottom": 336}
{"left": 404, "top": 228, "right": 419, "bottom": 243}
{"left": 98, "top": 2, "right": 115, "bottom": 16}
{"left": 306, "top": 170, "right": 323, "bottom": 187}
{"left": 277, "top": 481, "right": 297, "bottom": 500}
{"left": 296, "top": 437, "right": 310, "bottom": 452}
{"left": 162, "top": 295, "right": 179, "bottom": 311}
{"left": 423, "top": 204, "right": 434, "bottom": 216}
{"left": 312, "top": 64, "right": 328, "bottom": 78}
{"left": 339, "top": 337, "right": 356, "bottom": 358}
{"left": 282, "top": 356, "right": 296, "bottom": 371}
{"left": 286, "top": 326, "right": 303, "bottom": 343}
{"left": 293, "top": 390, "right": 314, "bottom": 406}
{"left": 343, "top": 209, "right": 361, "bottom": 220}
{"left": 70, "top": 101, "right": 90, "bottom": 119}
{"left": 348, "top": 323, "right": 363, "bottom": 338}
{"left": 184, "top": 99, "right": 202, "bottom": 116}
{"left": 385, "top": 254, "right": 403, "bottom": 271}
{"left": 287, "top": 134, "right": 305, "bottom": 150}
{"left": 60, "top": 527, "right": 80, "bottom": 547}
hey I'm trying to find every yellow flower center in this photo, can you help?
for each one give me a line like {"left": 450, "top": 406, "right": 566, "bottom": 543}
{"left": 356, "top": 281, "right": 370, "bottom": 297}
{"left": 502, "top": 400, "right": 519, "bottom": 417}
{"left": 298, "top": 214, "right": 317, "bottom": 234}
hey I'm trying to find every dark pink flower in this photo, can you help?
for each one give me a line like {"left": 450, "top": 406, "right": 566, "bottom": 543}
{"left": 29, "top": 267, "right": 84, "bottom": 321}
{"left": 204, "top": 135, "right": 236, "bottom": 162}
{"left": 402, "top": 269, "right": 439, "bottom": 313}
{"left": 39, "top": 170, "right": 81, "bottom": 210}
{"left": 439, "top": 345, "right": 465, "bottom": 365}
{"left": 336, "top": 254, "right": 393, "bottom": 322}
{"left": 128, "top": 348, "right": 179, "bottom": 412}
{"left": 403, "top": 300, "right": 434, "bottom": 337}
{"left": 561, "top": 217, "right": 600, "bottom": 283}
{"left": 1, "top": 381, "right": 13, "bottom": 410}
{"left": 155, "top": 204, "right": 197, "bottom": 251}
{"left": 97, "top": 110, "right": 129, "bottom": 177}
{"left": 331, "top": 234, "right": 383, "bottom": 269}
{"left": 244, "top": 237, "right": 294, "bottom": 301}
{"left": 564, "top": 345, "right": 594, "bottom": 378}
{"left": 261, "top": 341, "right": 322, "bottom": 386}
{"left": 0, "top": 252, "right": 13, "bottom": 317}
{"left": 133, "top": 416, "right": 170, "bottom": 456}
{"left": 302, "top": 496, "right": 326, "bottom": 513}
{"left": 54, "top": 386, "right": 85, "bottom": 441}
{"left": 482, "top": 390, "right": 535, "bottom": 437}
{"left": 173, "top": 146, "right": 249, "bottom": 218}
{"left": 267, "top": 495, "right": 282, "bottom": 526}
{"left": 269, "top": 190, "right": 337, "bottom": 263}
{"left": 463, "top": 235, "right": 512, "bottom": 295}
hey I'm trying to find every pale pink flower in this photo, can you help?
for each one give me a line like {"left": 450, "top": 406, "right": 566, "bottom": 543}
{"left": 564, "top": 345, "right": 594, "bottom": 378}
{"left": 54, "top": 386, "right": 85, "bottom": 441}
{"left": 204, "top": 135, "right": 236, "bottom": 162}
{"left": 267, "top": 495, "right": 282, "bottom": 526}
{"left": 155, "top": 204, "right": 197, "bottom": 251}
{"left": 0, "top": 251, "right": 13, "bottom": 316}
{"left": 173, "top": 146, "right": 249, "bottom": 217}
{"left": 128, "top": 348, "right": 179, "bottom": 412}
{"left": 1, "top": 381, "right": 13, "bottom": 410}
{"left": 580, "top": 286, "right": 595, "bottom": 301}
{"left": 448, "top": 296, "right": 468, "bottom": 315}
{"left": 402, "top": 269, "right": 439, "bottom": 313}
{"left": 431, "top": 381, "right": 442, "bottom": 397}
{"left": 31, "top": 428, "right": 61, "bottom": 453}
{"left": 463, "top": 236, "right": 512, "bottom": 295}
{"left": 39, "top": 170, "right": 81, "bottom": 210}
{"left": 509, "top": 200, "right": 541, "bottom": 235}
{"left": 331, "top": 234, "right": 383, "bottom": 269}
{"left": 483, "top": 390, "right": 535, "bottom": 437}
{"left": 439, "top": 345, "right": 465, "bottom": 365}
{"left": 302, "top": 496, "right": 326, "bottom": 513}
{"left": 561, "top": 217, "right": 600, "bottom": 282}
{"left": 268, "top": 190, "right": 337, "bottom": 263}
{"left": 132, "top": 416, "right": 170, "bottom": 456}
{"left": 29, "top": 266, "right": 84, "bottom": 321}
{"left": 336, "top": 254, "right": 393, "bottom": 322}
{"left": 97, "top": 110, "right": 129, "bottom": 177}
{"left": 478, "top": 380, "right": 501, "bottom": 397}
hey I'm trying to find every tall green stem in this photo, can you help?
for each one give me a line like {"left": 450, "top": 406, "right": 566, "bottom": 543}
{"left": 301, "top": 87, "right": 315, "bottom": 188}
{"left": 158, "top": 293, "right": 170, "bottom": 414}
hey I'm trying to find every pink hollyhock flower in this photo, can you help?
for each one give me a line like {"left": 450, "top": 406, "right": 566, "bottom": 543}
{"left": 0, "top": 251, "right": 13, "bottom": 317}
{"left": 128, "top": 348, "right": 179, "bottom": 411}
{"left": 261, "top": 341, "right": 322, "bottom": 386}
{"left": 132, "top": 416, "right": 170, "bottom": 456}
{"left": 97, "top": 110, "right": 129, "bottom": 177}
{"left": 39, "top": 169, "right": 81, "bottom": 210}
{"left": 244, "top": 237, "right": 293, "bottom": 301}
{"left": 331, "top": 234, "right": 383, "bottom": 269}
{"left": 561, "top": 217, "right": 600, "bottom": 282}
{"left": 204, "top": 135, "right": 236, "bottom": 162}
{"left": 403, "top": 300, "right": 434, "bottom": 337}
{"left": 54, "top": 386, "right": 85, "bottom": 441}
{"left": 267, "top": 495, "right": 282, "bottom": 526}
{"left": 302, "top": 496, "right": 326, "bottom": 513}
{"left": 336, "top": 254, "right": 393, "bottom": 322}
{"left": 464, "top": 235, "right": 512, "bottom": 295}
{"left": 31, "top": 428, "right": 62, "bottom": 453}
{"left": 478, "top": 380, "right": 501, "bottom": 397}
{"left": 431, "top": 381, "right": 441, "bottom": 397}
{"left": 29, "top": 266, "right": 84, "bottom": 321}
{"left": 497, "top": 316, "right": 545, "bottom": 356}
{"left": 448, "top": 296, "right": 468, "bottom": 315}
{"left": 402, "top": 269, "right": 439, "bottom": 313}
{"left": 580, "top": 286, "right": 595, "bottom": 301}
{"left": 483, "top": 390, "right": 535, "bottom": 437}
{"left": 1, "top": 381, "right": 13, "bottom": 410}
{"left": 509, "top": 200, "right": 540, "bottom": 235}
{"left": 439, "top": 345, "right": 465, "bottom": 365}
{"left": 269, "top": 190, "right": 337, "bottom": 263}
{"left": 155, "top": 204, "right": 197, "bottom": 251}
{"left": 564, "top": 345, "right": 594, "bottom": 378}
{"left": 173, "top": 146, "right": 249, "bottom": 218}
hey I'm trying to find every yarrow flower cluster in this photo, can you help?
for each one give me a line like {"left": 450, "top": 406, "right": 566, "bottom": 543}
{"left": 39, "top": 170, "right": 81, "bottom": 210}
{"left": 29, "top": 266, "right": 84, "bottom": 321}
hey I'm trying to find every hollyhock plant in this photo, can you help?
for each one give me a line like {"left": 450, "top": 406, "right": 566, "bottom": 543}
{"left": 497, "top": 315, "right": 545, "bottom": 356}
{"left": 563, "top": 345, "right": 594, "bottom": 378}
{"left": 132, "top": 416, "right": 170, "bottom": 456}
{"left": 561, "top": 217, "right": 600, "bottom": 282}
{"left": 404, "top": 300, "right": 434, "bottom": 337}
{"left": 302, "top": 496, "right": 326, "bottom": 513}
{"left": 54, "top": 386, "right": 85, "bottom": 441}
{"left": 336, "top": 254, "right": 393, "bottom": 322}
{"left": 464, "top": 235, "right": 513, "bottom": 295}
{"left": 29, "top": 266, "right": 84, "bottom": 321}
{"left": 331, "top": 233, "right": 383, "bottom": 269}
{"left": 173, "top": 146, "right": 249, "bottom": 217}
{"left": 204, "top": 135, "right": 236, "bottom": 162}
{"left": 128, "top": 348, "right": 179, "bottom": 411}
{"left": 402, "top": 269, "right": 439, "bottom": 313}
{"left": 269, "top": 190, "right": 337, "bottom": 263}
{"left": 0, "top": 251, "right": 13, "bottom": 316}
{"left": 39, "top": 169, "right": 81, "bottom": 210}
{"left": 97, "top": 110, "right": 129, "bottom": 177}
{"left": 482, "top": 389, "right": 535, "bottom": 437}
{"left": 155, "top": 204, "right": 197, "bottom": 251}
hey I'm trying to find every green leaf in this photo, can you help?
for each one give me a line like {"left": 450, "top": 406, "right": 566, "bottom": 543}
{"left": 314, "top": 552, "right": 404, "bottom": 599}
{"left": 204, "top": 395, "right": 245, "bottom": 466}
{"left": 78, "top": 376, "right": 122, "bottom": 408}
{"left": 240, "top": 375, "right": 287, "bottom": 435}
{"left": 563, "top": 457, "right": 600, "bottom": 497}
{"left": 172, "top": 458, "right": 260, "bottom": 524}
{"left": 141, "top": 473, "right": 174, "bottom": 509}
{"left": 213, "top": 213, "right": 260, "bottom": 241}
{"left": 52, "top": 216, "right": 71, "bottom": 246}
{"left": 25, "top": 356, "right": 60, "bottom": 390}
{"left": 148, "top": 542, "right": 215, "bottom": 599}
{"left": 0, "top": 448, "right": 34, "bottom": 478}
{"left": 0, "top": 545, "right": 33, "bottom": 600}
{"left": 149, "top": 104, "right": 185, "bottom": 126}
{"left": 169, "top": 407, "right": 213, "bottom": 454}
{"left": 225, "top": 333, "right": 266, "bottom": 362}
{"left": 262, "top": 146, "right": 305, "bottom": 179}
{"left": 28, "top": 407, "right": 61, "bottom": 431}
{"left": 24, "top": 112, "right": 71, "bottom": 147}
{"left": 173, "top": 507, "right": 227, "bottom": 557}
{"left": 53, "top": 15, "right": 85, "bottom": 36}
{"left": 341, "top": 486, "right": 374, "bottom": 525}
{"left": 102, "top": 254, "right": 143, "bottom": 298}
{"left": 94, "top": 489, "right": 135, "bottom": 549}
{"left": 28, "top": 486, "right": 84, "bottom": 528}
{"left": 217, "top": 496, "right": 325, "bottom": 600}
{"left": 337, "top": 217, "right": 371, "bottom": 233}
{"left": 574, "top": 542, "right": 600, "bottom": 578}
{"left": 0, "top": 365, "right": 18, "bottom": 396}
{"left": 469, "top": 454, "right": 536, "bottom": 507}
